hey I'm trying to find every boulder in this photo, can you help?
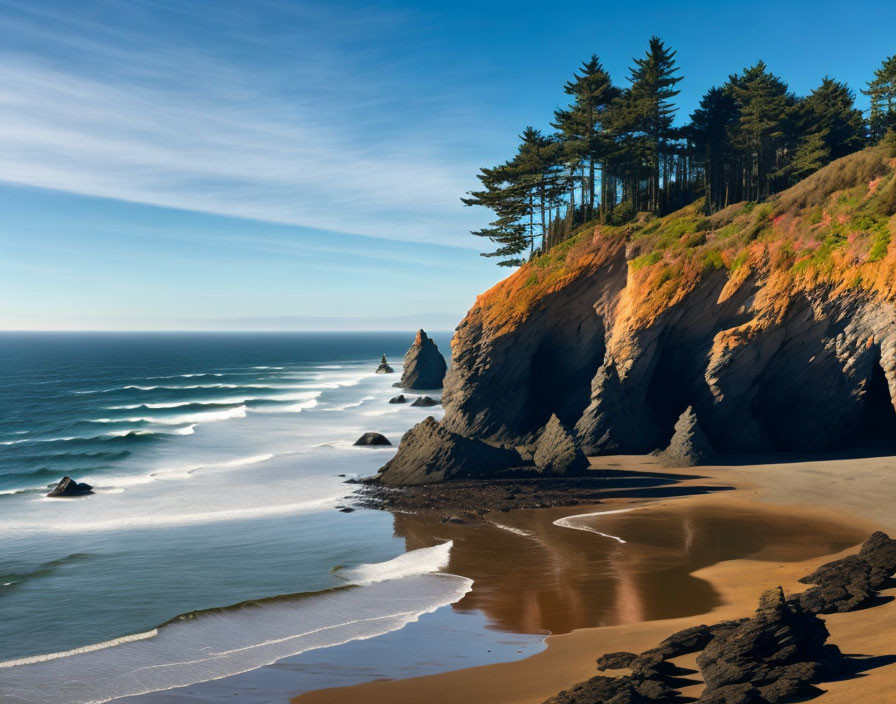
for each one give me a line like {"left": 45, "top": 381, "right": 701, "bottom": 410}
{"left": 796, "top": 554, "right": 875, "bottom": 613}
{"left": 411, "top": 395, "right": 440, "bottom": 407}
{"left": 660, "top": 406, "right": 715, "bottom": 467}
{"left": 696, "top": 587, "right": 843, "bottom": 703}
{"left": 353, "top": 432, "right": 392, "bottom": 446}
{"left": 375, "top": 354, "right": 394, "bottom": 374}
{"left": 398, "top": 330, "right": 447, "bottom": 390}
{"left": 389, "top": 394, "right": 407, "bottom": 404}
{"left": 47, "top": 476, "right": 93, "bottom": 497}
{"left": 596, "top": 651, "right": 639, "bottom": 671}
{"left": 376, "top": 417, "right": 521, "bottom": 485}
{"left": 858, "top": 530, "right": 896, "bottom": 586}
{"left": 533, "top": 414, "right": 589, "bottom": 476}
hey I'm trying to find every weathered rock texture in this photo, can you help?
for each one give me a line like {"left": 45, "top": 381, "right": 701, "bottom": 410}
{"left": 533, "top": 414, "right": 589, "bottom": 475}
{"left": 659, "top": 406, "right": 715, "bottom": 466}
{"left": 398, "top": 330, "right": 448, "bottom": 389}
{"left": 375, "top": 417, "right": 521, "bottom": 486}
{"left": 436, "top": 147, "right": 896, "bottom": 460}
{"left": 375, "top": 354, "right": 394, "bottom": 374}
{"left": 47, "top": 476, "right": 93, "bottom": 497}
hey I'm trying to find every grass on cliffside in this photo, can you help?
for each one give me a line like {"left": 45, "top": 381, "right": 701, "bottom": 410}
{"left": 473, "top": 143, "right": 896, "bottom": 335}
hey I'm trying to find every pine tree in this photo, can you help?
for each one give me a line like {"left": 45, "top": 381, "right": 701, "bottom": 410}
{"left": 864, "top": 55, "right": 896, "bottom": 141}
{"left": 726, "top": 62, "right": 796, "bottom": 200}
{"left": 552, "top": 56, "right": 619, "bottom": 218}
{"left": 625, "top": 37, "right": 683, "bottom": 213}
{"left": 689, "top": 87, "right": 739, "bottom": 211}
{"left": 790, "top": 77, "right": 865, "bottom": 181}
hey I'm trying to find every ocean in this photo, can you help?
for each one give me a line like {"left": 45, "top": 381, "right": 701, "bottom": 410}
{"left": 0, "top": 331, "right": 494, "bottom": 703}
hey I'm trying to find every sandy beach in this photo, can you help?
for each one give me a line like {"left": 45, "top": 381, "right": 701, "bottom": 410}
{"left": 295, "top": 453, "right": 896, "bottom": 704}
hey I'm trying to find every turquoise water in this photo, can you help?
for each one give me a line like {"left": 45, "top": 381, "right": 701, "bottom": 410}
{"left": 0, "top": 332, "right": 467, "bottom": 703}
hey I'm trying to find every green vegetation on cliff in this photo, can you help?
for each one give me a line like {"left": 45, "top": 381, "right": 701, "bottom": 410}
{"left": 475, "top": 143, "right": 896, "bottom": 334}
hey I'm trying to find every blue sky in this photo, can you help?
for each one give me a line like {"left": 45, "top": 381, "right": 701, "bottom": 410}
{"left": 0, "top": 0, "right": 893, "bottom": 330}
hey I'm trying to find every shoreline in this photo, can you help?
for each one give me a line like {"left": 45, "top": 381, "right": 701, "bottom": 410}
{"left": 294, "top": 453, "right": 896, "bottom": 704}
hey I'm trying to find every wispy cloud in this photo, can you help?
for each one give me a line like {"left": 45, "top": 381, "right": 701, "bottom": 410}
{"left": 0, "top": 0, "right": 495, "bottom": 247}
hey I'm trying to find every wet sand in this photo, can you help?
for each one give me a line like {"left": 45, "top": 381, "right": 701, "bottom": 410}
{"left": 295, "top": 454, "right": 896, "bottom": 704}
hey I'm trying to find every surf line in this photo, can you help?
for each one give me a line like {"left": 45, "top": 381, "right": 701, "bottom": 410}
{"left": 552, "top": 507, "right": 640, "bottom": 544}
{"left": 0, "top": 629, "right": 159, "bottom": 669}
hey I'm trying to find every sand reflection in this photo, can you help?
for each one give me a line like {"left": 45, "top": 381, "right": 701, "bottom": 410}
{"left": 390, "top": 500, "right": 867, "bottom": 635}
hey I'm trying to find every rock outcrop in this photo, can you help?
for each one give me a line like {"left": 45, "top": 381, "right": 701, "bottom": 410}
{"left": 428, "top": 147, "right": 896, "bottom": 463}
{"left": 375, "top": 417, "right": 521, "bottom": 486}
{"left": 376, "top": 147, "right": 896, "bottom": 484}
{"left": 353, "top": 432, "right": 391, "bottom": 446}
{"left": 533, "top": 414, "right": 589, "bottom": 475}
{"left": 398, "top": 330, "right": 447, "bottom": 389}
{"left": 47, "top": 476, "right": 93, "bottom": 497}
{"left": 388, "top": 394, "right": 407, "bottom": 404}
{"left": 697, "top": 587, "right": 843, "bottom": 703}
{"left": 375, "top": 354, "right": 394, "bottom": 374}
{"left": 796, "top": 530, "right": 896, "bottom": 613}
{"left": 410, "top": 395, "right": 439, "bottom": 407}
{"left": 659, "top": 406, "right": 715, "bottom": 466}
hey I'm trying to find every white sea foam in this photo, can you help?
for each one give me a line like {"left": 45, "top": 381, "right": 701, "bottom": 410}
{"left": 552, "top": 508, "right": 638, "bottom": 544}
{"left": 14, "top": 496, "right": 343, "bottom": 533}
{"left": 0, "top": 629, "right": 159, "bottom": 668}
{"left": 338, "top": 541, "right": 454, "bottom": 586}
{"left": 0, "top": 573, "right": 472, "bottom": 704}
{"left": 489, "top": 522, "right": 536, "bottom": 538}
{"left": 92, "top": 405, "right": 248, "bottom": 426}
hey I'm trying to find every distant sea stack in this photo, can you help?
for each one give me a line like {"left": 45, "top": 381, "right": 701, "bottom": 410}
{"left": 397, "top": 330, "right": 447, "bottom": 390}
{"left": 378, "top": 147, "right": 896, "bottom": 485}
{"left": 375, "top": 354, "right": 394, "bottom": 374}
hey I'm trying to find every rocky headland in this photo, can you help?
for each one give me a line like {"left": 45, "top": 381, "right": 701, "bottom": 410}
{"left": 377, "top": 145, "right": 896, "bottom": 484}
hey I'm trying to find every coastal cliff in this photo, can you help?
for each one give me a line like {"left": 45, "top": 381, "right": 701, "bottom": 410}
{"left": 379, "top": 144, "right": 896, "bottom": 484}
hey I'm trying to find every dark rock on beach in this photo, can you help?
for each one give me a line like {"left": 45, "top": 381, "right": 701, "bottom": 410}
{"left": 697, "top": 586, "right": 842, "bottom": 703}
{"left": 355, "top": 474, "right": 609, "bottom": 517}
{"left": 47, "top": 476, "right": 93, "bottom": 497}
{"left": 533, "top": 414, "right": 589, "bottom": 476}
{"left": 398, "top": 329, "right": 447, "bottom": 390}
{"left": 375, "top": 354, "right": 394, "bottom": 374}
{"left": 389, "top": 394, "right": 407, "bottom": 404}
{"left": 353, "top": 432, "right": 392, "bottom": 446}
{"left": 596, "top": 651, "right": 639, "bottom": 671}
{"left": 659, "top": 406, "right": 715, "bottom": 467}
{"left": 374, "top": 416, "right": 521, "bottom": 485}
{"left": 796, "top": 530, "right": 896, "bottom": 613}
{"left": 411, "top": 395, "right": 439, "bottom": 407}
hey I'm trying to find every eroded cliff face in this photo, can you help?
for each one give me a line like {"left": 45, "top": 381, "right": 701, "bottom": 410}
{"left": 378, "top": 145, "right": 896, "bottom": 484}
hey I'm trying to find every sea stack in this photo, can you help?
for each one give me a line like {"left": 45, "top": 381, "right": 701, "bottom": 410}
{"left": 47, "top": 476, "right": 93, "bottom": 497}
{"left": 659, "top": 406, "right": 715, "bottom": 466}
{"left": 398, "top": 330, "right": 447, "bottom": 390}
{"left": 375, "top": 354, "right": 394, "bottom": 374}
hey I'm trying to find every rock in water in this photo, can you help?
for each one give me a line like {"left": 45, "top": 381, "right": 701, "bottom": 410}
{"left": 375, "top": 354, "right": 394, "bottom": 374}
{"left": 410, "top": 395, "right": 439, "bottom": 407}
{"left": 398, "top": 330, "right": 447, "bottom": 389}
{"left": 376, "top": 417, "right": 520, "bottom": 485}
{"left": 388, "top": 394, "right": 407, "bottom": 404}
{"left": 353, "top": 432, "right": 392, "bottom": 446}
{"left": 47, "top": 476, "right": 93, "bottom": 497}
{"left": 533, "top": 414, "right": 588, "bottom": 476}
{"left": 660, "top": 406, "right": 715, "bottom": 466}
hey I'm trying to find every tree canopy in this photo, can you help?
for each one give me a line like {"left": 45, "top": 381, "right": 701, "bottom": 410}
{"left": 464, "top": 41, "right": 890, "bottom": 266}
